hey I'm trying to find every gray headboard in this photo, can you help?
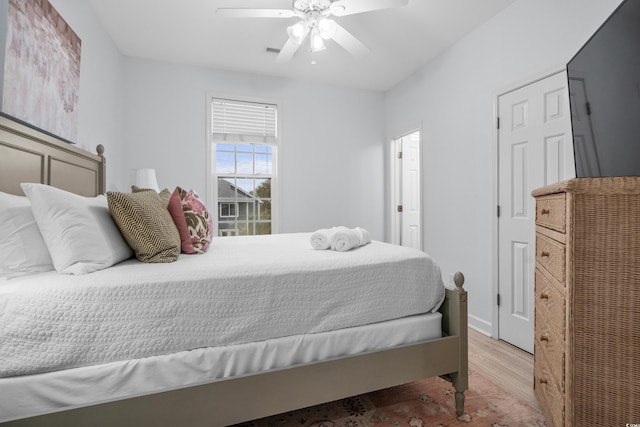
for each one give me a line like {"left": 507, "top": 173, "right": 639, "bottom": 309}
{"left": 0, "top": 115, "right": 105, "bottom": 196}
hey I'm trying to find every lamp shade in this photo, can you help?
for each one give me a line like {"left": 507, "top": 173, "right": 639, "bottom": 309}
{"left": 310, "top": 27, "right": 326, "bottom": 52}
{"left": 318, "top": 18, "right": 337, "bottom": 40}
{"left": 287, "top": 21, "right": 308, "bottom": 44}
{"left": 130, "top": 168, "right": 159, "bottom": 192}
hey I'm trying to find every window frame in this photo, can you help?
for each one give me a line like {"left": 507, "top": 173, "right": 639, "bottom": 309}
{"left": 206, "top": 93, "right": 280, "bottom": 237}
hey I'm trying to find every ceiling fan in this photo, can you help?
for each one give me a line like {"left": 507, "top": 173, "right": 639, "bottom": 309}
{"left": 217, "top": 0, "right": 409, "bottom": 63}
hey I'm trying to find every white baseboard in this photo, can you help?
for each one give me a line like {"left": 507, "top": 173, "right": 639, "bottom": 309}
{"left": 468, "top": 314, "right": 492, "bottom": 336}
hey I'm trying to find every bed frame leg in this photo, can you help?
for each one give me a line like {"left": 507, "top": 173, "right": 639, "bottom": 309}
{"left": 455, "top": 390, "right": 465, "bottom": 417}
{"left": 450, "top": 272, "right": 468, "bottom": 417}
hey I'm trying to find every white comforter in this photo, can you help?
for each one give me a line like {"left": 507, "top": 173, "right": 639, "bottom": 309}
{"left": 0, "top": 233, "right": 444, "bottom": 378}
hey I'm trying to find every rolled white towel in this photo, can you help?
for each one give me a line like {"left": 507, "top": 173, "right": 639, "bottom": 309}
{"left": 355, "top": 227, "right": 371, "bottom": 246}
{"left": 330, "top": 227, "right": 362, "bottom": 252}
{"left": 310, "top": 227, "right": 342, "bottom": 250}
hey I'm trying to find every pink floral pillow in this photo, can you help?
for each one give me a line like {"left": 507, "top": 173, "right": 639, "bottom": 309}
{"left": 167, "top": 187, "right": 213, "bottom": 254}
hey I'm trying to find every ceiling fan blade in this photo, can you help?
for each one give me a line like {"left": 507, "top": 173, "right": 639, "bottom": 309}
{"left": 331, "top": 23, "right": 370, "bottom": 57}
{"left": 276, "top": 37, "right": 305, "bottom": 63}
{"left": 330, "top": 0, "right": 408, "bottom": 17}
{"left": 216, "top": 8, "right": 297, "bottom": 18}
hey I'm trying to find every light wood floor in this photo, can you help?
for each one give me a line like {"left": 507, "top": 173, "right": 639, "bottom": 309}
{"left": 468, "top": 328, "right": 543, "bottom": 412}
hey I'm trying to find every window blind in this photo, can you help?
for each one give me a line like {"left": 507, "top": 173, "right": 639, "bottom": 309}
{"left": 211, "top": 98, "right": 277, "bottom": 144}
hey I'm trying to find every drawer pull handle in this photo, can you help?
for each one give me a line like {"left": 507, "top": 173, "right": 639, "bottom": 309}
{"left": 540, "top": 293, "right": 550, "bottom": 300}
{"left": 541, "top": 208, "right": 550, "bottom": 215}
{"left": 539, "top": 378, "right": 548, "bottom": 385}
{"left": 540, "top": 335, "right": 549, "bottom": 342}
{"left": 541, "top": 251, "right": 550, "bottom": 257}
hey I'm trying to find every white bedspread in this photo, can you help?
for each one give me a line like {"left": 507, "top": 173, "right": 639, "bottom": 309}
{"left": 0, "top": 233, "right": 444, "bottom": 378}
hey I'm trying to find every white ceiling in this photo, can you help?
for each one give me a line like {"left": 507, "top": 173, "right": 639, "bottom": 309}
{"left": 87, "top": 0, "right": 515, "bottom": 92}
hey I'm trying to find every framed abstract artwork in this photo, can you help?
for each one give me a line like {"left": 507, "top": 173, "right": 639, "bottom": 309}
{"left": 0, "top": 0, "right": 81, "bottom": 144}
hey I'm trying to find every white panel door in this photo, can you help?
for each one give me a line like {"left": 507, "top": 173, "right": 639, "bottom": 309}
{"left": 497, "top": 71, "right": 574, "bottom": 352}
{"left": 401, "top": 134, "right": 422, "bottom": 250}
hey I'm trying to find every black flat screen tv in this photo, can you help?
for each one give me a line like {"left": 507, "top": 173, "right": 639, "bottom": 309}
{"left": 567, "top": 0, "right": 640, "bottom": 177}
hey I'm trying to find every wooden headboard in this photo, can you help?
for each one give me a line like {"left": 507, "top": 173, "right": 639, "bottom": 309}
{"left": 0, "top": 115, "right": 105, "bottom": 197}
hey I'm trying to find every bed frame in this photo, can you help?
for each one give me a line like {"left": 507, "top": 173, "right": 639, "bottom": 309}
{"left": 0, "top": 115, "right": 468, "bottom": 427}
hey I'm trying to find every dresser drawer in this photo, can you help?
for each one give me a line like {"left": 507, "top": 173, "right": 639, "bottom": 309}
{"left": 535, "top": 354, "right": 565, "bottom": 427}
{"left": 536, "top": 318, "right": 565, "bottom": 393}
{"left": 536, "top": 193, "right": 566, "bottom": 233}
{"left": 536, "top": 234, "right": 566, "bottom": 283}
{"left": 535, "top": 268, "right": 566, "bottom": 331}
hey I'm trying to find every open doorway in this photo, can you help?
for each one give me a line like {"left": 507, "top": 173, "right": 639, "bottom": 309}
{"left": 390, "top": 130, "right": 422, "bottom": 250}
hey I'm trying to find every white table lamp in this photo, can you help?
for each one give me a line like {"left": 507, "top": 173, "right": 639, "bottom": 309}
{"left": 130, "top": 168, "right": 159, "bottom": 192}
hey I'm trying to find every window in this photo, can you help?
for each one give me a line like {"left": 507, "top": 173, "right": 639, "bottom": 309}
{"left": 219, "top": 203, "right": 237, "bottom": 218}
{"left": 208, "top": 97, "right": 277, "bottom": 237}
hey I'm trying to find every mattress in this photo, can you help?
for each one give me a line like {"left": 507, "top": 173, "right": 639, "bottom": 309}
{"left": 0, "top": 312, "right": 442, "bottom": 422}
{"left": 0, "top": 233, "right": 445, "bottom": 379}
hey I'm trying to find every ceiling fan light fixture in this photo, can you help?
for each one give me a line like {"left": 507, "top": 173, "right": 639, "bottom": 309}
{"left": 318, "top": 17, "right": 337, "bottom": 39}
{"left": 310, "top": 27, "right": 326, "bottom": 52}
{"left": 287, "top": 21, "right": 308, "bottom": 44}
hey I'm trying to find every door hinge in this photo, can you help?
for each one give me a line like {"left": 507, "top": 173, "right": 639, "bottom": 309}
{"left": 397, "top": 205, "right": 403, "bottom": 213}
{"left": 496, "top": 116, "right": 500, "bottom": 129}
{"left": 398, "top": 151, "right": 403, "bottom": 159}
{"left": 586, "top": 101, "right": 592, "bottom": 115}
{"left": 497, "top": 205, "right": 501, "bottom": 217}
{"left": 497, "top": 293, "right": 501, "bottom": 306}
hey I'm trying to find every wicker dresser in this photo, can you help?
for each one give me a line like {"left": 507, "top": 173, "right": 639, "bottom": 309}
{"left": 532, "top": 178, "right": 640, "bottom": 427}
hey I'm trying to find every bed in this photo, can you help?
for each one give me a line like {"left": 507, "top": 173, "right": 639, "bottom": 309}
{"left": 0, "top": 115, "right": 468, "bottom": 427}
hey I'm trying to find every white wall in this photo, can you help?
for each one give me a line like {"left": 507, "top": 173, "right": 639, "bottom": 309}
{"left": 35, "top": 2, "right": 387, "bottom": 238}
{"left": 49, "top": 0, "right": 126, "bottom": 192}
{"left": 122, "top": 58, "right": 386, "bottom": 238}
{"left": 385, "top": 0, "right": 623, "bottom": 334}
{"left": 43, "top": 2, "right": 387, "bottom": 238}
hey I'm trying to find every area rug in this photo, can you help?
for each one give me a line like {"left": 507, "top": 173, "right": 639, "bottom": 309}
{"left": 234, "top": 369, "right": 547, "bottom": 427}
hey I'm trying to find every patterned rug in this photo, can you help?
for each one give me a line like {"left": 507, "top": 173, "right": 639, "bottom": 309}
{"left": 234, "top": 369, "right": 547, "bottom": 427}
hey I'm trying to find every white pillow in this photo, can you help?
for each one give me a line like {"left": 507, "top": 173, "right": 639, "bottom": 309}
{"left": 21, "top": 183, "right": 133, "bottom": 274}
{"left": 0, "top": 192, "right": 54, "bottom": 278}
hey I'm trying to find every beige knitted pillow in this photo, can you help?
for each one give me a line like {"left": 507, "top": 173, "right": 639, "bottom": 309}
{"left": 131, "top": 185, "right": 172, "bottom": 207}
{"left": 107, "top": 190, "right": 181, "bottom": 263}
